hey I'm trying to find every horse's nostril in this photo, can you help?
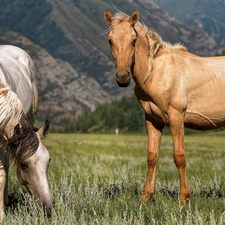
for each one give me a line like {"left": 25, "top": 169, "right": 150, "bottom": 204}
{"left": 42, "top": 200, "right": 54, "bottom": 216}
{"left": 43, "top": 205, "right": 52, "bottom": 216}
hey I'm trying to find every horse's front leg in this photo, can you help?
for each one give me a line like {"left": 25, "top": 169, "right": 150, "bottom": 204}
{"left": 0, "top": 146, "right": 7, "bottom": 220}
{"left": 142, "top": 114, "right": 163, "bottom": 202}
{"left": 2, "top": 147, "right": 9, "bottom": 207}
{"left": 169, "top": 110, "right": 190, "bottom": 204}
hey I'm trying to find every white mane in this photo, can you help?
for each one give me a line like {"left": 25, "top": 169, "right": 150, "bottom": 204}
{"left": 0, "top": 80, "right": 23, "bottom": 132}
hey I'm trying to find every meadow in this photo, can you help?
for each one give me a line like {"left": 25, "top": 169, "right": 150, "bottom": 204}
{"left": 3, "top": 131, "right": 225, "bottom": 224}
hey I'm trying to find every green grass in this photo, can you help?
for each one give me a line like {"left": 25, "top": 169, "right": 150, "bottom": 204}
{"left": 3, "top": 133, "right": 225, "bottom": 224}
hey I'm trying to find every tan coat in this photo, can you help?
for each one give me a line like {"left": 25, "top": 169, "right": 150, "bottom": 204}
{"left": 104, "top": 9, "right": 225, "bottom": 204}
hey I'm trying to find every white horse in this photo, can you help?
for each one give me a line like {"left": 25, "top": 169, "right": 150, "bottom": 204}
{"left": 0, "top": 45, "right": 54, "bottom": 218}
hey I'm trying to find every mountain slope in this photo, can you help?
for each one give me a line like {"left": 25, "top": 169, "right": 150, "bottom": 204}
{"left": 152, "top": 0, "right": 225, "bottom": 47}
{"left": 0, "top": 0, "right": 219, "bottom": 124}
{"left": 0, "top": 29, "right": 115, "bottom": 124}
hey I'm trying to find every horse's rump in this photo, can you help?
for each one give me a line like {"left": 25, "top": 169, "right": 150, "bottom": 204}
{"left": 0, "top": 45, "right": 38, "bottom": 124}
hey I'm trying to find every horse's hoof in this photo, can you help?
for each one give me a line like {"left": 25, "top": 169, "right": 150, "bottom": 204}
{"left": 142, "top": 193, "right": 154, "bottom": 202}
{"left": 180, "top": 192, "right": 190, "bottom": 205}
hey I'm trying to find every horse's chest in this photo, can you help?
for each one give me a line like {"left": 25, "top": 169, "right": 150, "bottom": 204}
{"left": 139, "top": 99, "right": 167, "bottom": 125}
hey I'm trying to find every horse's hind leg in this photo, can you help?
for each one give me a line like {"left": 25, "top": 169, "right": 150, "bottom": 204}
{"left": 142, "top": 115, "right": 163, "bottom": 202}
{"left": 169, "top": 110, "right": 190, "bottom": 204}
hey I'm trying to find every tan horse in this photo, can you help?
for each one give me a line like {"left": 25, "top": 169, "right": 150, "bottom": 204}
{"left": 104, "top": 9, "right": 225, "bottom": 204}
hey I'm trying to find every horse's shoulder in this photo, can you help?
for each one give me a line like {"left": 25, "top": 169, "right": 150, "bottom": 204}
{"left": 154, "top": 49, "right": 196, "bottom": 71}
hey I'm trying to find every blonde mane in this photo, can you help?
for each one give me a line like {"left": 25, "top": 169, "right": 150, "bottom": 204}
{"left": 107, "top": 11, "right": 187, "bottom": 57}
{"left": 0, "top": 79, "right": 23, "bottom": 134}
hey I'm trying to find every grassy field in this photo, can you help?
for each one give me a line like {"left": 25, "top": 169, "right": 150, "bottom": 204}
{"left": 3, "top": 132, "right": 225, "bottom": 224}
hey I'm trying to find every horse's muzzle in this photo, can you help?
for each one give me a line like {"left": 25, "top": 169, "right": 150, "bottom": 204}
{"left": 42, "top": 199, "right": 55, "bottom": 217}
{"left": 116, "top": 80, "right": 131, "bottom": 87}
{"left": 115, "top": 71, "right": 131, "bottom": 87}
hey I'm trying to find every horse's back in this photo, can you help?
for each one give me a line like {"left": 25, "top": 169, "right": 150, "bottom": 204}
{"left": 0, "top": 45, "right": 38, "bottom": 124}
{"left": 153, "top": 49, "right": 225, "bottom": 130}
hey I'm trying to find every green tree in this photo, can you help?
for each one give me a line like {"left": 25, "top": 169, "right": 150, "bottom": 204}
{"left": 216, "top": 49, "right": 225, "bottom": 56}
{"left": 66, "top": 95, "right": 144, "bottom": 133}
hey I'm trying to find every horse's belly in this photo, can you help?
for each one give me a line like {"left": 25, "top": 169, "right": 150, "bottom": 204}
{"left": 184, "top": 110, "right": 225, "bottom": 130}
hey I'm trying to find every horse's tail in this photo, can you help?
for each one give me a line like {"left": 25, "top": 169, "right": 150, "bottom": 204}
{"left": 27, "top": 54, "right": 38, "bottom": 124}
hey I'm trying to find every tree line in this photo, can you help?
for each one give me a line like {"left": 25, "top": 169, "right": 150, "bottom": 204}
{"left": 63, "top": 95, "right": 144, "bottom": 133}
{"left": 216, "top": 49, "right": 225, "bottom": 56}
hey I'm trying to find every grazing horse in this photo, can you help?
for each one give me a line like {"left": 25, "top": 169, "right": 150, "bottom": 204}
{"left": 104, "top": 9, "right": 225, "bottom": 204}
{"left": 0, "top": 45, "right": 54, "bottom": 218}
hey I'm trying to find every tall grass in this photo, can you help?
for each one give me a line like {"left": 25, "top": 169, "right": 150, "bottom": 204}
{"left": 3, "top": 133, "right": 225, "bottom": 224}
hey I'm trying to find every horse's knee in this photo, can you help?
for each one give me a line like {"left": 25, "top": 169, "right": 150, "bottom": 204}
{"left": 147, "top": 150, "right": 159, "bottom": 166}
{"left": 173, "top": 152, "right": 186, "bottom": 168}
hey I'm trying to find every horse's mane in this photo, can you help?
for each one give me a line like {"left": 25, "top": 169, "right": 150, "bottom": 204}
{"left": 0, "top": 76, "right": 23, "bottom": 131}
{"left": 8, "top": 114, "right": 39, "bottom": 167}
{"left": 107, "top": 11, "right": 187, "bottom": 57}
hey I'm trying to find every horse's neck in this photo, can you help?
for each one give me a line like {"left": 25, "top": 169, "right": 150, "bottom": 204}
{"left": 132, "top": 33, "right": 151, "bottom": 88}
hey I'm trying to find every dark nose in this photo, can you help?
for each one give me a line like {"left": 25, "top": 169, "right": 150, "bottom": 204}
{"left": 115, "top": 71, "right": 131, "bottom": 87}
{"left": 43, "top": 199, "right": 55, "bottom": 216}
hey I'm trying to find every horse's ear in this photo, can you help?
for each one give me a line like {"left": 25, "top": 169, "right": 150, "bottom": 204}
{"left": 37, "top": 120, "right": 50, "bottom": 139}
{"left": 14, "top": 124, "right": 22, "bottom": 135}
{"left": 128, "top": 9, "right": 139, "bottom": 26}
{"left": 104, "top": 9, "right": 114, "bottom": 26}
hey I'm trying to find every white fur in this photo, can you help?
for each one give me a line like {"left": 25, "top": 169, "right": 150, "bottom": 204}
{"left": 0, "top": 45, "right": 43, "bottom": 219}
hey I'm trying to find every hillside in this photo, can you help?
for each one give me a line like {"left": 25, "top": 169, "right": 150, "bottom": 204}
{"left": 152, "top": 0, "right": 225, "bottom": 48}
{"left": 0, "top": 28, "right": 115, "bottom": 124}
{"left": 0, "top": 0, "right": 219, "bottom": 124}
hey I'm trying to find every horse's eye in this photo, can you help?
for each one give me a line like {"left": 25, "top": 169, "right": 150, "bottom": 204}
{"left": 108, "top": 39, "right": 112, "bottom": 46}
{"left": 21, "top": 163, "right": 28, "bottom": 170}
{"left": 132, "top": 39, "right": 136, "bottom": 47}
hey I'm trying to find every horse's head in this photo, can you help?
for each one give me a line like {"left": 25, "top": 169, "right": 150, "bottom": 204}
{"left": 104, "top": 9, "right": 139, "bottom": 87}
{"left": 8, "top": 118, "right": 54, "bottom": 216}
